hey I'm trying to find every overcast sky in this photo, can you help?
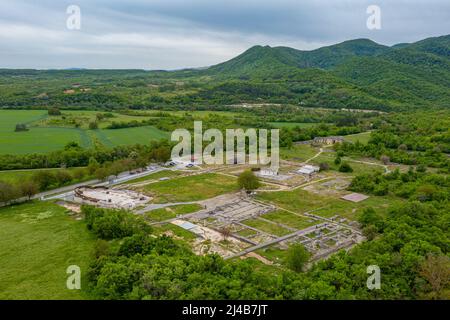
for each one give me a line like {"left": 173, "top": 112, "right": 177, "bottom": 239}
{"left": 0, "top": 0, "right": 448, "bottom": 69}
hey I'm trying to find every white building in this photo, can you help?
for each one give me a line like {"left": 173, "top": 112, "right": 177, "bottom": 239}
{"left": 297, "top": 165, "right": 320, "bottom": 175}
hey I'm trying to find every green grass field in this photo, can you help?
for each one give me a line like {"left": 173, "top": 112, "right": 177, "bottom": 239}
{"left": 121, "top": 170, "right": 183, "bottom": 185}
{"left": 263, "top": 210, "right": 319, "bottom": 230}
{"left": 242, "top": 218, "right": 292, "bottom": 236}
{"left": 258, "top": 187, "right": 403, "bottom": 221}
{"left": 344, "top": 131, "right": 372, "bottom": 144}
{"left": 90, "top": 126, "right": 169, "bottom": 148}
{"left": 0, "top": 167, "right": 88, "bottom": 184}
{"left": 280, "top": 144, "right": 321, "bottom": 162}
{"left": 141, "top": 173, "right": 238, "bottom": 203}
{"left": 0, "top": 201, "right": 94, "bottom": 299}
{"left": 0, "top": 110, "right": 170, "bottom": 155}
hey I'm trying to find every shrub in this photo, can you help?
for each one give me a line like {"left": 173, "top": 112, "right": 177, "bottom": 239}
{"left": 339, "top": 162, "right": 353, "bottom": 173}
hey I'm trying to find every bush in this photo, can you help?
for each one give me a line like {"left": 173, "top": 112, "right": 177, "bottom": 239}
{"left": 14, "top": 123, "right": 28, "bottom": 132}
{"left": 83, "top": 206, "right": 152, "bottom": 240}
{"left": 237, "top": 170, "right": 260, "bottom": 191}
{"left": 48, "top": 107, "right": 61, "bottom": 116}
{"left": 33, "top": 171, "right": 57, "bottom": 190}
{"left": 285, "top": 244, "right": 310, "bottom": 273}
{"left": 55, "top": 170, "right": 73, "bottom": 185}
{"left": 89, "top": 121, "right": 99, "bottom": 130}
{"left": 338, "top": 162, "right": 353, "bottom": 173}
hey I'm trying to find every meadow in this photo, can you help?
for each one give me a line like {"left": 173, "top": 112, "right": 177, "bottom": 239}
{"left": 0, "top": 110, "right": 169, "bottom": 155}
{"left": 0, "top": 201, "right": 94, "bottom": 299}
{"left": 257, "top": 188, "right": 403, "bottom": 221}
{"left": 141, "top": 173, "right": 238, "bottom": 203}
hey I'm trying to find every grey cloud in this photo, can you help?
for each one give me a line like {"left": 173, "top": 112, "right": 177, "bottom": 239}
{"left": 0, "top": 0, "right": 448, "bottom": 69}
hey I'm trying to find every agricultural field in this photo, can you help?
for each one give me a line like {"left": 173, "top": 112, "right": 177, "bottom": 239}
{"left": 0, "top": 110, "right": 169, "bottom": 155}
{"left": 89, "top": 126, "right": 169, "bottom": 148}
{"left": 0, "top": 201, "right": 95, "bottom": 299}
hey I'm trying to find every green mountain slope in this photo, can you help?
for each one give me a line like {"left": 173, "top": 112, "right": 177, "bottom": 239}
{"left": 197, "top": 35, "right": 450, "bottom": 110}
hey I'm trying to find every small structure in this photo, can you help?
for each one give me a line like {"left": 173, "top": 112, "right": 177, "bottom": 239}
{"left": 74, "top": 186, "right": 151, "bottom": 209}
{"left": 298, "top": 165, "right": 320, "bottom": 175}
{"left": 341, "top": 193, "right": 369, "bottom": 203}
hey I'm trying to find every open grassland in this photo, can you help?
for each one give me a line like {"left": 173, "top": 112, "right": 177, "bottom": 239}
{"left": 0, "top": 201, "right": 94, "bottom": 300}
{"left": 141, "top": 173, "right": 238, "bottom": 203}
{"left": 280, "top": 144, "right": 321, "bottom": 162}
{"left": 0, "top": 110, "right": 169, "bottom": 155}
{"left": 263, "top": 210, "right": 319, "bottom": 230}
{"left": 121, "top": 170, "right": 183, "bottom": 185}
{"left": 256, "top": 246, "right": 288, "bottom": 265}
{"left": 344, "top": 131, "right": 372, "bottom": 144}
{"left": 242, "top": 218, "right": 292, "bottom": 237}
{"left": 0, "top": 127, "right": 92, "bottom": 155}
{"left": 90, "top": 126, "right": 169, "bottom": 148}
{"left": 257, "top": 188, "right": 404, "bottom": 221}
{"left": 39, "top": 110, "right": 153, "bottom": 129}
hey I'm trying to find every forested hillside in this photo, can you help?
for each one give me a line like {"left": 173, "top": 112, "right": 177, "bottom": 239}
{"left": 0, "top": 35, "right": 448, "bottom": 112}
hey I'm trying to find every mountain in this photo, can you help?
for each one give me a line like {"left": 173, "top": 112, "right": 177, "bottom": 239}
{"left": 207, "top": 39, "right": 391, "bottom": 77}
{"left": 197, "top": 35, "right": 450, "bottom": 110}
{"left": 1, "top": 35, "right": 448, "bottom": 112}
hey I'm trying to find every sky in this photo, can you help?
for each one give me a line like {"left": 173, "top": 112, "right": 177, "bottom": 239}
{"left": 0, "top": 0, "right": 448, "bottom": 69}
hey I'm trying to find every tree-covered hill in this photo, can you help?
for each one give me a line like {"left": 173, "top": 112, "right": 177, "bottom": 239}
{"left": 0, "top": 35, "right": 448, "bottom": 111}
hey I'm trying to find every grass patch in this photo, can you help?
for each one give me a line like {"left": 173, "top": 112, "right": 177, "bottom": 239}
{"left": 344, "top": 131, "right": 372, "bottom": 144}
{"left": 256, "top": 246, "right": 287, "bottom": 264}
{"left": 263, "top": 210, "right": 318, "bottom": 230}
{"left": 142, "top": 173, "right": 238, "bottom": 203}
{"left": 280, "top": 144, "right": 320, "bottom": 162}
{"left": 0, "top": 201, "right": 95, "bottom": 299}
{"left": 242, "top": 218, "right": 291, "bottom": 237}
{"left": 235, "top": 228, "right": 258, "bottom": 238}
{"left": 122, "top": 170, "right": 183, "bottom": 185}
